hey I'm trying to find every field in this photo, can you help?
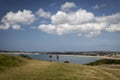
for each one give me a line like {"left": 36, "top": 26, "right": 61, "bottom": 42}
{"left": 0, "top": 54, "right": 120, "bottom": 80}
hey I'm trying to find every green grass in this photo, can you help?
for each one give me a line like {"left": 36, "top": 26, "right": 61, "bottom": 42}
{"left": 86, "top": 59, "right": 120, "bottom": 66}
{"left": 0, "top": 54, "right": 120, "bottom": 80}
{"left": 0, "top": 54, "right": 25, "bottom": 71}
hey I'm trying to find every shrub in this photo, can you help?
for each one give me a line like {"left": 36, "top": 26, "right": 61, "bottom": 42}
{"left": 19, "top": 54, "right": 32, "bottom": 59}
{"left": 64, "top": 61, "right": 69, "bottom": 63}
{"left": 86, "top": 59, "right": 120, "bottom": 66}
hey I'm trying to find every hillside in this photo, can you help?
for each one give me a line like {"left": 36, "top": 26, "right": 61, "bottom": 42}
{"left": 86, "top": 59, "right": 120, "bottom": 66}
{"left": 0, "top": 54, "right": 25, "bottom": 71}
{"left": 0, "top": 54, "right": 120, "bottom": 80}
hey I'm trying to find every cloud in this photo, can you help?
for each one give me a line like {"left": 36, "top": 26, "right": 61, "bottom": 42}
{"left": 95, "top": 13, "right": 120, "bottom": 32}
{"left": 95, "top": 13, "right": 120, "bottom": 24}
{"left": 0, "top": 10, "right": 36, "bottom": 30}
{"left": 36, "top": 8, "right": 51, "bottom": 19}
{"left": 0, "top": 2, "right": 119, "bottom": 38}
{"left": 38, "top": 22, "right": 107, "bottom": 37}
{"left": 12, "top": 24, "right": 21, "bottom": 30}
{"left": 38, "top": 24, "right": 56, "bottom": 34}
{"left": 2, "top": 10, "right": 36, "bottom": 24}
{"left": 92, "top": 4, "right": 106, "bottom": 9}
{"left": 61, "top": 2, "right": 76, "bottom": 11}
{"left": 85, "top": 31, "right": 101, "bottom": 38}
{"left": 38, "top": 8, "right": 120, "bottom": 38}
{"left": 106, "top": 23, "right": 120, "bottom": 32}
{"left": 51, "top": 9, "right": 94, "bottom": 25}
{"left": 0, "top": 23, "right": 10, "bottom": 30}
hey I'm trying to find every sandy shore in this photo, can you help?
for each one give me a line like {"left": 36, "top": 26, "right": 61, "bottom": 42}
{"left": 60, "top": 54, "right": 120, "bottom": 60}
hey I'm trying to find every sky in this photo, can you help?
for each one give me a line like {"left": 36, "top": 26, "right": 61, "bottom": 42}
{"left": 0, "top": 0, "right": 120, "bottom": 52}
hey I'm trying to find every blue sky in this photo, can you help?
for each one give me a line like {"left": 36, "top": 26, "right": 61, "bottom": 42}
{"left": 0, "top": 0, "right": 120, "bottom": 51}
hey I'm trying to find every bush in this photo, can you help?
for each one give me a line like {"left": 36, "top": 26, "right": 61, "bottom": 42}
{"left": 19, "top": 54, "right": 32, "bottom": 59}
{"left": 64, "top": 61, "right": 69, "bottom": 63}
{"left": 86, "top": 59, "right": 120, "bottom": 66}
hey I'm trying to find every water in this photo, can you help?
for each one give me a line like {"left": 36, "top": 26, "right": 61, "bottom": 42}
{"left": 26, "top": 54, "right": 101, "bottom": 64}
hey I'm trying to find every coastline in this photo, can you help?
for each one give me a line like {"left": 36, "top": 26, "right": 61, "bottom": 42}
{"left": 60, "top": 54, "right": 120, "bottom": 60}
{"left": 1, "top": 52, "right": 120, "bottom": 60}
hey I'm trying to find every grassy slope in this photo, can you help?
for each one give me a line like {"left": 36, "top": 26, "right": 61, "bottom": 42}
{"left": 0, "top": 54, "right": 120, "bottom": 80}
{"left": 0, "top": 54, "right": 25, "bottom": 71}
{"left": 86, "top": 59, "right": 120, "bottom": 66}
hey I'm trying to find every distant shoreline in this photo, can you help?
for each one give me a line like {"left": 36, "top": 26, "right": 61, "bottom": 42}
{"left": 61, "top": 54, "right": 120, "bottom": 60}
{"left": 1, "top": 52, "right": 120, "bottom": 60}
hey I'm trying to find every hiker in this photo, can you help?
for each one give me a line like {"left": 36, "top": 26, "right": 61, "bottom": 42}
{"left": 48, "top": 53, "right": 52, "bottom": 62}
{"left": 56, "top": 54, "right": 59, "bottom": 62}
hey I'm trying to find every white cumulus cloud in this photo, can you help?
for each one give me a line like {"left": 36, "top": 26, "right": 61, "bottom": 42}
{"left": 0, "top": 2, "right": 120, "bottom": 38}
{"left": 0, "top": 23, "right": 10, "bottom": 30}
{"left": 38, "top": 24, "right": 56, "bottom": 34}
{"left": 12, "top": 24, "right": 21, "bottom": 30}
{"left": 51, "top": 9, "right": 94, "bottom": 25}
{"left": 61, "top": 2, "right": 76, "bottom": 11}
{"left": 38, "top": 22, "right": 107, "bottom": 37}
{"left": 106, "top": 23, "right": 120, "bottom": 32}
{"left": 2, "top": 10, "right": 36, "bottom": 24}
{"left": 0, "top": 10, "right": 36, "bottom": 30}
{"left": 36, "top": 8, "right": 51, "bottom": 19}
{"left": 38, "top": 7, "right": 120, "bottom": 38}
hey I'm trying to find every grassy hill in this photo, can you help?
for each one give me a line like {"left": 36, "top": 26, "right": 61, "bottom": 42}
{"left": 0, "top": 54, "right": 120, "bottom": 80}
{"left": 0, "top": 54, "right": 25, "bottom": 71}
{"left": 86, "top": 59, "right": 120, "bottom": 66}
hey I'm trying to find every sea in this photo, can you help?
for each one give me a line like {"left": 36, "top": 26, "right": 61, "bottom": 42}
{"left": 16, "top": 53, "right": 102, "bottom": 64}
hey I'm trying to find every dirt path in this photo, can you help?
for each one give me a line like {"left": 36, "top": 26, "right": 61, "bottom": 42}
{"left": 94, "top": 68, "right": 119, "bottom": 80}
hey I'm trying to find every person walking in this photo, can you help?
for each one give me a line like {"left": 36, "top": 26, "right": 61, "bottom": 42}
{"left": 56, "top": 54, "right": 59, "bottom": 62}
{"left": 48, "top": 53, "right": 52, "bottom": 62}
